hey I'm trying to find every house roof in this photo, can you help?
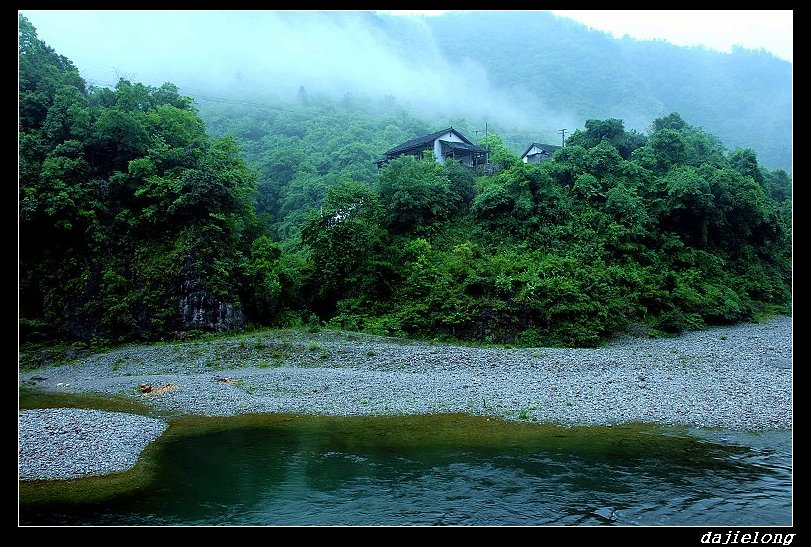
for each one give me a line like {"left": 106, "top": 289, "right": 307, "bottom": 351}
{"left": 521, "top": 142, "right": 562, "bottom": 159}
{"left": 440, "top": 139, "right": 488, "bottom": 153}
{"left": 382, "top": 127, "right": 475, "bottom": 157}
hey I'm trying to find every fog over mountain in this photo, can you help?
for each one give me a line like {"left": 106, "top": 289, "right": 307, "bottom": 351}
{"left": 22, "top": 10, "right": 791, "bottom": 169}
{"left": 19, "top": 11, "right": 792, "bottom": 350}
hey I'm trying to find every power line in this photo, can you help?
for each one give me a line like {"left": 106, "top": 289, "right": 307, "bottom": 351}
{"left": 558, "top": 128, "right": 567, "bottom": 147}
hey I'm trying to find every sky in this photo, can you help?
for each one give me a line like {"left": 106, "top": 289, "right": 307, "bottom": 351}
{"left": 549, "top": 10, "right": 793, "bottom": 63}
{"left": 386, "top": 10, "right": 793, "bottom": 63}
{"left": 19, "top": 10, "right": 792, "bottom": 96}
{"left": 18, "top": 9, "right": 792, "bottom": 149}
{"left": 18, "top": 9, "right": 582, "bottom": 133}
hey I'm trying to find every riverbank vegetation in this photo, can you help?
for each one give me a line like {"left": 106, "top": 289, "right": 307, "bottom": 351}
{"left": 19, "top": 15, "right": 791, "bottom": 350}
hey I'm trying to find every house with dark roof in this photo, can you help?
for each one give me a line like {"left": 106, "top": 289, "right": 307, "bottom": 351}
{"left": 377, "top": 127, "right": 488, "bottom": 168}
{"left": 521, "top": 142, "right": 561, "bottom": 164}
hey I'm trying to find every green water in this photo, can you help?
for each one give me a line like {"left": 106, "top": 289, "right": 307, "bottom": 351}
{"left": 19, "top": 415, "right": 792, "bottom": 526}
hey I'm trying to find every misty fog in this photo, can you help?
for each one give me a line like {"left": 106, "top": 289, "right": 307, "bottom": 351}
{"left": 21, "top": 11, "right": 577, "bottom": 138}
{"left": 21, "top": 9, "right": 791, "bottom": 169}
{"left": 18, "top": 9, "right": 793, "bottom": 401}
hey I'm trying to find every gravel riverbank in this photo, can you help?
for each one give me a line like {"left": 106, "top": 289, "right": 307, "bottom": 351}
{"left": 19, "top": 317, "right": 792, "bottom": 480}
{"left": 18, "top": 408, "right": 167, "bottom": 481}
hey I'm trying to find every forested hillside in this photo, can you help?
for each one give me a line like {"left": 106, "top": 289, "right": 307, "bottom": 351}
{"left": 21, "top": 11, "right": 792, "bottom": 171}
{"left": 19, "top": 16, "right": 259, "bottom": 342}
{"left": 201, "top": 88, "right": 791, "bottom": 345}
{"left": 425, "top": 11, "right": 792, "bottom": 171}
{"left": 19, "top": 15, "right": 792, "bottom": 348}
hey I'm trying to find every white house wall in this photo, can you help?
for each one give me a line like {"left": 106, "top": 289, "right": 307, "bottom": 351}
{"left": 522, "top": 145, "right": 543, "bottom": 163}
{"left": 433, "top": 130, "right": 465, "bottom": 165}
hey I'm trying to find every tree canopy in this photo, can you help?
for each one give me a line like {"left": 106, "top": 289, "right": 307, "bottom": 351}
{"left": 20, "top": 15, "right": 791, "bottom": 348}
{"left": 19, "top": 15, "right": 258, "bottom": 342}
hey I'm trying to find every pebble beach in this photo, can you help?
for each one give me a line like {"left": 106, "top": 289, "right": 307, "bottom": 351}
{"left": 19, "top": 316, "right": 792, "bottom": 481}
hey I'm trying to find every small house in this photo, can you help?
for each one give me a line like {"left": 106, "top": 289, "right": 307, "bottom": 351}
{"left": 377, "top": 127, "right": 488, "bottom": 168}
{"left": 520, "top": 142, "right": 561, "bottom": 164}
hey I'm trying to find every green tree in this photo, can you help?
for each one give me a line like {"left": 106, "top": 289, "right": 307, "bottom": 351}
{"left": 444, "top": 159, "right": 477, "bottom": 211}
{"left": 300, "top": 182, "right": 386, "bottom": 314}
{"left": 567, "top": 118, "right": 647, "bottom": 159}
{"left": 19, "top": 16, "right": 259, "bottom": 342}
{"left": 728, "top": 148, "right": 764, "bottom": 185}
{"left": 660, "top": 166, "right": 714, "bottom": 247}
{"left": 245, "top": 235, "right": 284, "bottom": 321}
{"left": 479, "top": 133, "right": 520, "bottom": 168}
{"left": 376, "top": 155, "right": 452, "bottom": 234}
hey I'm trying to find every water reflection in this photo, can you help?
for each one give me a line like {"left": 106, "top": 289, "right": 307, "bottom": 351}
{"left": 19, "top": 416, "right": 791, "bottom": 526}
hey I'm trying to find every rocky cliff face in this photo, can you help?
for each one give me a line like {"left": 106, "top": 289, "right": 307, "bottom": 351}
{"left": 179, "top": 279, "right": 245, "bottom": 332}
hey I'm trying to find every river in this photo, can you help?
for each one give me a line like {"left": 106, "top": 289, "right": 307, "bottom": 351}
{"left": 19, "top": 415, "right": 792, "bottom": 526}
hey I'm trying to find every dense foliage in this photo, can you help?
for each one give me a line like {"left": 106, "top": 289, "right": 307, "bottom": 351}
{"left": 19, "top": 15, "right": 259, "bottom": 343}
{"left": 200, "top": 95, "right": 791, "bottom": 347}
{"left": 424, "top": 11, "right": 792, "bottom": 171}
{"left": 19, "top": 15, "right": 791, "bottom": 348}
